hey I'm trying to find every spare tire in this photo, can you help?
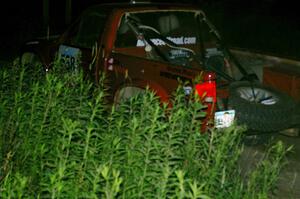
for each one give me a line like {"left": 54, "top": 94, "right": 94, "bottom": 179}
{"left": 228, "top": 81, "right": 296, "bottom": 132}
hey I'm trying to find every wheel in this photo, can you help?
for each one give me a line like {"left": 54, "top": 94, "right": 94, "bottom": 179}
{"left": 20, "top": 52, "right": 45, "bottom": 76}
{"left": 228, "top": 81, "right": 296, "bottom": 132}
{"left": 114, "top": 86, "right": 145, "bottom": 107}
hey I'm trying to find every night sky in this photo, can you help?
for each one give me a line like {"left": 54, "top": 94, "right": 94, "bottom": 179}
{"left": 0, "top": 0, "right": 299, "bottom": 60}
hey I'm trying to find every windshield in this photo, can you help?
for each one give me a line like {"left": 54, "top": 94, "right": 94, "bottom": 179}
{"left": 114, "top": 11, "right": 219, "bottom": 67}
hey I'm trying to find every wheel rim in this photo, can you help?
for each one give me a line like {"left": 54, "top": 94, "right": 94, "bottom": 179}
{"left": 236, "top": 86, "right": 278, "bottom": 105}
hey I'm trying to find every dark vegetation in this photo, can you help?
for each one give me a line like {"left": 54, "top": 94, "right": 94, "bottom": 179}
{"left": 0, "top": 60, "right": 291, "bottom": 198}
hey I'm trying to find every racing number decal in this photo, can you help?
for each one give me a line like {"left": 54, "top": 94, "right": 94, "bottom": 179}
{"left": 61, "top": 54, "right": 76, "bottom": 67}
{"left": 58, "top": 45, "right": 81, "bottom": 72}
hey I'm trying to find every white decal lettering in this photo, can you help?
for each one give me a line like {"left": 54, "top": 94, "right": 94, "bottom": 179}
{"left": 136, "top": 37, "right": 196, "bottom": 47}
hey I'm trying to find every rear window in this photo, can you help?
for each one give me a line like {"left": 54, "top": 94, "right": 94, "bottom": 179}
{"left": 115, "top": 11, "right": 201, "bottom": 48}
{"left": 114, "top": 10, "right": 220, "bottom": 67}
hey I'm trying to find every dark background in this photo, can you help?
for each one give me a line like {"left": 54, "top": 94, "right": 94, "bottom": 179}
{"left": 0, "top": 0, "right": 299, "bottom": 61}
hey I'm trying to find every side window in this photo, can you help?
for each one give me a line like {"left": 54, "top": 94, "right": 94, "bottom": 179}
{"left": 71, "top": 12, "right": 107, "bottom": 48}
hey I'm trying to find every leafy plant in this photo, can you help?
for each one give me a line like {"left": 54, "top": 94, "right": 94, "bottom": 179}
{"left": 0, "top": 61, "right": 290, "bottom": 198}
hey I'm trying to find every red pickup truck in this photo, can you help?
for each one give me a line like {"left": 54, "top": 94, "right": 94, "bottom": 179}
{"left": 19, "top": 1, "right": 297, "bottom": 133}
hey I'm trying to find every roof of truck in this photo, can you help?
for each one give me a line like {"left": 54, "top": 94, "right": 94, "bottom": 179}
{"left": 83, "top": 1, "right": 201, "bottom": 13}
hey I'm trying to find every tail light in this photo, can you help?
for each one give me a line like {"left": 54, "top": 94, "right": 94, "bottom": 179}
{"left": 195, "top": 72, "right": 217, "bottom": 103}
{"left": 195, "top": 71, "right": 217, "bottom": 132}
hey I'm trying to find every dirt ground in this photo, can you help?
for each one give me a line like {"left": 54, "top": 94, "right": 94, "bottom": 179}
{"left": 239, "top": 133, "right": 300, "bottom": 199}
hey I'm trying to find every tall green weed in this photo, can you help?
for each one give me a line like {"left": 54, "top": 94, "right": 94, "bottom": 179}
{"left": 0, "top": 62, "right": 290, "bottom": 198}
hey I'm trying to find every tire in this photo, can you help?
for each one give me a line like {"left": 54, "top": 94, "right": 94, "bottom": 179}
{"left": 228, "top": 81, "right": 296, "bottom": 132}
{"left": 114, "top": 86, "right": 145, "bottom": 107}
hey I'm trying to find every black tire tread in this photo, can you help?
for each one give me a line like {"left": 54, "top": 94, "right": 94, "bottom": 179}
{"left": 228, "top": 81, "right": 296, "bottom": 132}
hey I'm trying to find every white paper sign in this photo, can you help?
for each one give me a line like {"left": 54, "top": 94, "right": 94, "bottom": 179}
{"left": 214, "top": 110, "right": 235, "bottom": 128}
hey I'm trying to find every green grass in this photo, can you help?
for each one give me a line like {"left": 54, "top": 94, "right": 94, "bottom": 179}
{"left": 0, "top": 61, "right": 291, "bottom": 198}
